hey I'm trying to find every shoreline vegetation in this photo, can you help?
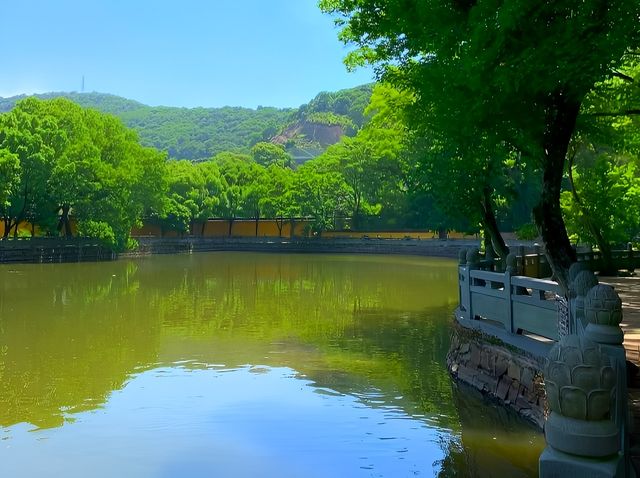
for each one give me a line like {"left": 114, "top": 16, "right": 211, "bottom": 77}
{"left": 0, "top": 87, "right": 563, "bottom": 261}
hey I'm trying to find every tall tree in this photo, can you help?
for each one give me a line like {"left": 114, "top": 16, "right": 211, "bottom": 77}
{"left": 561, "top": 56, "right": 640, "bottom": 272}
{"left": 0, "top": 149, "right": 20, "bottom": 220}
{"left": 260, "top": 165, "right": 298, "bottom": 237}
{"left": 320, "top": 0, "right": 640, "bottom": 290}
{"left": 251, "top": 142, "right": 292, "bottom": 168}
{"left": 211, "top": 152, "right": 256, "bottom": 236}
{"left": 294, "top": 159, "right": 350, "bottom": 235}
{"left": 0, "top": 97, "right": 168, "bottom": 249}
{"left": 0, "top": 99, "right": 63, "bottom": 237}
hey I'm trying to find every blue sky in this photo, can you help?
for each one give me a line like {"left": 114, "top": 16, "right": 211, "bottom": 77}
{"left": 0, "top": 0, "right": 374, "bottom": 108}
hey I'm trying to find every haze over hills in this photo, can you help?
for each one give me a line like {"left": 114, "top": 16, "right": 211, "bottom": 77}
{"left": 0, "top": 84, "right": 373, "bottom": 163}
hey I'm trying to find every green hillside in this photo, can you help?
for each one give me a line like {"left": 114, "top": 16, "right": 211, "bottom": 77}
{"left": 0, "top": 85, "right": 373, "bottom": 162}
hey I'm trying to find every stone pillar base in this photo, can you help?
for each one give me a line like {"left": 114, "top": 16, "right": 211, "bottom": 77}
{"left": 584, "top": 323, "right": 624, "bottom": 345}
{"left": 539, "top": 447, "right": 623, "bottom": 478}
{"left": 545, "top": 412, "right": 619, "bottom": 457}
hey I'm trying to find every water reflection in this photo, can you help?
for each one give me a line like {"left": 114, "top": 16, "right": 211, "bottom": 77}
{"left": 0, "top": 253, "right": 542, "bottom": 476}
{"left": 0, "top": 261, "right": 159, "bottom": 429}
{"left": 1, "top": 365, "right": 447, "bottom": 478}
{"left": 438, "top": 383, "right": 544, "bottom": 478}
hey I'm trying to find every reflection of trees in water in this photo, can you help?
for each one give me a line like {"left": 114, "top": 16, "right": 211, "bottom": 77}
{"left": 329, "top": 306, "right": 459, "bottom": 423}
{"left": 0, "top": 253, "right": 462, "bottom": 438}
{"left": 143, "top": 254, "right": 468, "bottom": 449}
{"left": 0, "top": 253, "right": 544, "bottom": 475}
{"left": 143, "top": 253, "right": 458, "bottom": 340}
{"left": 0, "top": 261, "right": 160, "bottom": 429}
{"left": 323, "top": 303, "right": 544, "bottom": 477}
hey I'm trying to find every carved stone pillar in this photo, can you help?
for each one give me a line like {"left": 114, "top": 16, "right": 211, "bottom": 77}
{"left": 583, "top": 284, "right": 624, "bottom": 346}
{"left": 561, "top": 263, "right": 590, "bottom": 339}
{"left": 568, "top": 261, "right": 590, "bottom": 286}
{"left": 583, "top": 283, "right": 628, "bottom": 475}
{"left": 466, "top": 247, "right": 479, "bottom": 269}
{"left": 540, "top": 335, "right": 622, "bottom": 477}
{"left": 458, "top": 248, "right": 467, "bottom": 266}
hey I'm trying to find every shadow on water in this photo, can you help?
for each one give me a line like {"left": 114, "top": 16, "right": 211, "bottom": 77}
{"left": 0, "top": 252, "right": 543, "bottom": 476}
{"left": 437, "top": 382, "right": 544, "bottom": 477}
{"left": 325, "top": 306, "right": 544, "bottom": 477}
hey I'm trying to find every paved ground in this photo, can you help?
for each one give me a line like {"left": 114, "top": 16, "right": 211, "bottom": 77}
{"left": 600, "top": 276, "right": 640, "bottom": 365}
{"left": 600, "top": 276, "right": 640, "bottom": 473}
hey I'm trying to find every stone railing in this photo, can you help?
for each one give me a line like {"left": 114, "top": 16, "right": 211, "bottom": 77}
{"left": 576, "top": 244, "right": 638, "bottom": 276}
{"left": 485, "top": 244, "right": 639, "bottom": 279}
{"left": 456, "top": 248, "right": 630, "bottom": 477}
{"left": 457, "top": 248, "right": 561, "bottom": 358}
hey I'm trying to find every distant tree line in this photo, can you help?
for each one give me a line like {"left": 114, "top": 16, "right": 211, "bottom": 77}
{"left": 320, "top": 0, "right": 640, "bottom": 285}
{"left": 1, "top": 65, "right": 639, "bottom": 264}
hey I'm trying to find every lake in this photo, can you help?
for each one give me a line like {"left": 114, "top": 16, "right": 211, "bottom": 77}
{"left": 0, "top": 252, "right": 543, "bottom": 477}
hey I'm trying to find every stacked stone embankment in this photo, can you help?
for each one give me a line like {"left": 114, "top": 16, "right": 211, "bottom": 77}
{"left": 447, "top": 320, "right": 547, "bottom": 429}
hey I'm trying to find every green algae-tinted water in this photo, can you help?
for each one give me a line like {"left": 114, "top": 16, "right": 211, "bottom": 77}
{"left": 0, "top": 252, "right": 543, "bottom": 477}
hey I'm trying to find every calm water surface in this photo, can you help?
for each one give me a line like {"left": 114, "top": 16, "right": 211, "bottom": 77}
{"left": 0, "top": 253, "right": 543, "bottom": 477}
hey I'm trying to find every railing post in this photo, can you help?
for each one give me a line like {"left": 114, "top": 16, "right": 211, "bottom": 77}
{"left": 540, "top": 334, "right": 623, "bottom": 477}
{"left": 628, "top": 242, "right": 635, "bottom": 275}
{"left": 587, "top": 244, "right": 595, "bottom": 266}
{"left": 582, "top": 284, "right": 628, "bottom": 477}
{"left": 505, "top": 253, "right": 516, "bottom": 333}
{"left": 466, "top": 247, "right": 480, "bottom": 320}
{"left": 458, "top": 248, "right": 470, "bottom": 320}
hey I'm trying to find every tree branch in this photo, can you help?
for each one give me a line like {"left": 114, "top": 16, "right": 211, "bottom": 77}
{"left": 589, "top": 109, "right": 640, "bottom": 117}
{"left": 612, "top": 71, "right": 634, "bottom": 82}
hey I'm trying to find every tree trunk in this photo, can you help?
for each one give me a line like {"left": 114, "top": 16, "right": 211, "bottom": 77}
{"left": 481, "top": 187, "right": 509, "bottom": 258}
{"left": 57, "top": 205, "right": 73, "bottom": 238}
{"left": 533, "top": 93, "right": 580, "bottom": 293}
{"left": 276, "top": 217, "right": 284, "bottom": 237}
{"left": 228, "top": 217, "right": 234, "bottom": 237}
{"left": 483, "top": 232, "right": 495, "bottom": 258}
{"left": 3, "top": 218, "right": 11, "bottom": 239}
{"left": 64, "top": 218, "right": 73, "bottom": 237}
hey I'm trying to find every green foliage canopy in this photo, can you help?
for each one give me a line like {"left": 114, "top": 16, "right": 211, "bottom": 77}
{"left": 0, "top": 98, "right": 167, "bottom": 249}
{"left": 320, "top": 0, "right": 640, "bottom": 288}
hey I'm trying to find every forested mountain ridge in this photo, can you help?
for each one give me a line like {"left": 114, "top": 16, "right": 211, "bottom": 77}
{"left": 0, "top": 84, "right": 373, "bottom": 162}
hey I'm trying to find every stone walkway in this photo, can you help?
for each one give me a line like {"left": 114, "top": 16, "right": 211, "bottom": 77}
{"left": 600, "top": 276, "right": 640, "bottom": 473}
{"left": 600, "top": 276, "right": 640, "bottom": 365}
